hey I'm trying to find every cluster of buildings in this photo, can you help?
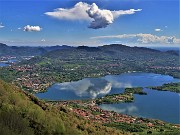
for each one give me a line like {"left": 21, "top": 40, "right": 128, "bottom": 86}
{"left": 11, "top": 65, "right": 53, "bottom": 92}
{"left": 73, "top": 106, "right": 137, "bottom": 124}
{"left": 13, "top": 65, "right": 34, "bottom": 72}
{"left": 54, "top": 100, "right": 156, "bottom": 128}
{"left": 16, "top": 76, "right": 51, "bottom": 92}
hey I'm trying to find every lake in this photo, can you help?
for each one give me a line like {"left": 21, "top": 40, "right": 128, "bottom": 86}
{"left": 0, "top": 62, "right": 9, "bottom": 67}
{"left": 35, "top": 72, "right": 180, "bottom": 124}
{"left": 0, "top": 59, "right": 18, "bottom": 67}
{"left": 99, "top": 89, "right": 180, "bottom": 124}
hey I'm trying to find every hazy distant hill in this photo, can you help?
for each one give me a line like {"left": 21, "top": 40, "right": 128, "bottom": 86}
{"left": 0, "top": 43, "right": 73, "bottom": 56}
{"left": 43, "top": 45, "right": 74, "bottom": 52}
{"left": 43, "top": 44, "right": 176, "bottom": 63}
{"left": 149, "top": 46, "right": 179, "bottom": 56}
{"left": 165, "top": 50, "right": 179, "bottom": 56}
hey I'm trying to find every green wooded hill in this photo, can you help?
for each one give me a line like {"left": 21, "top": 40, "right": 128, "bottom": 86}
{"left": 20, "top": 44, "right": 179, "bottom": 81}
{"left": 0, "top": 80, "right": 123, "bottom": 135}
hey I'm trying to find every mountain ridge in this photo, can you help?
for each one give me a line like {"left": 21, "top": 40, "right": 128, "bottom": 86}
{"left": 0, "top": 43, "right": 74, "bottom": 56}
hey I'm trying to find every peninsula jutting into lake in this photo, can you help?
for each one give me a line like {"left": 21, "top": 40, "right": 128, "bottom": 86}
{"left": 0, "top": 0, "right": 179, "bottom": 134}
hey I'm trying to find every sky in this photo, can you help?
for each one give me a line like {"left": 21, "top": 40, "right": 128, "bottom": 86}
{"left": 0, "top": 0, "right": 179, "bottom": 47}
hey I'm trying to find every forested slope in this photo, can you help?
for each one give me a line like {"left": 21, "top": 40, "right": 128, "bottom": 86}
{"left": 0, "top": 80, "right": 123, "bottom": 135}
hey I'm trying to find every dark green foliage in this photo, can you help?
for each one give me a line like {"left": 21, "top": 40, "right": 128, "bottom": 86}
{"left": 148, "top": 82, "right": 180, "bottom": 93}
{"left": 124, "top": 87, "right": 147, "bottom": 95}
{"left": 0, "top": 110, "right": 34, "bottom": 135}
{"left": 104, "top": 122, "right": 146, "bottom": 132}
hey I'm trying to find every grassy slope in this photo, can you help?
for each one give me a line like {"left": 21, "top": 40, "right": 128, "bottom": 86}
{"left": 0, "top": 80, "right": 123, "bottom": 135}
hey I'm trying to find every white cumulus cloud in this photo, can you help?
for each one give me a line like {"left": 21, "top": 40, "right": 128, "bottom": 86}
{"left": 23, "top": 25, "right": 42, "bottom": 32}
{"left": 155, "top": 28, "right": 162, "bottom": 32}
{"left": 87, "top": 3, "right": 114, "bottom": 29}
{"left": 136, "top": 34, "right": 178, "bottom": 44}
{"left": 45, "top": 2, "right": 91, "bottom": 21}
{"left": 112, "top": 9, "right": 142, "bottom": 18}
{"left": 91, "top": 33, "right": 180, "bottom": 44}
{"left": 0, "top": 23, "right": 5, "bottom": 29}
{"left": 45, "top": 2, "right": 142, "bottom": 29}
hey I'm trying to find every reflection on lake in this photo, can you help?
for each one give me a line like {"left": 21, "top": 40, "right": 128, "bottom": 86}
{"left": 56, "top": 78, "right": 112, "bottom": 99}
{"left": 99, "top": 89, "right": 180, "bottom": 124}
{"left": 36, "top": 78, "right": 112, "bottom": 100}
{"left": 35, "top": 72, "right": 180, "bottom": 124}
{"left": 35, "top": 73, "right": 179, "bottom": 100}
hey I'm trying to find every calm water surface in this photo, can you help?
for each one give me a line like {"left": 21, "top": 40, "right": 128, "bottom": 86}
{"left": 0, "top": 63, "right": 9, "bottom": 67}
{"left": 0, "top": 59, "right": 18, "bottom": 67}
{"left": 35, "top": 72, "right": 180, "bottom": 124}
{"left": 36, "top": 73, "right": 179, "bottom": 100}
{"left": 99, "top": 89, "right": 180, "bottom": 124}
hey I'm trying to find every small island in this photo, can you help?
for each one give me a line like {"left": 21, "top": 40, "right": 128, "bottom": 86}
{"left": 124, "top": 87, "right": 147, "bottom": 95}
{"left": 148, "top": 82, "right": 180, "bottom": 93}
{"left": 95, "top": 87, "right": 146, "bottom": 104}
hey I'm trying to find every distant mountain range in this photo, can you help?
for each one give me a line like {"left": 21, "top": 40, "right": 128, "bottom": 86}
{"left": 0, "top": 43, "right": 73, "bottom": 56}
{"left": 0, "top": 43, "right": 179, "bottom": 57}
{"left": 42, "top": 44, "right": 176, "bottom": 60}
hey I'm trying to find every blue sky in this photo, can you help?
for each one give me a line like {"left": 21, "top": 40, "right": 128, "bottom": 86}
{"left": 0, "top": 0, "right": 179, "bottom": 46}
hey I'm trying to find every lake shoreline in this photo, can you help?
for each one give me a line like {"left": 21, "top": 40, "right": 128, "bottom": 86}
{"left": 35, "top": 73, "right": 180, "bottom": 125}
{"left": 33, "top": 72, "right": 180, "bottom": 94}
{"left": 43, "top": 85, "right": 180, "bottom": 124}
{"left": 48, "top": 97, "right": 180, "bottom": 134}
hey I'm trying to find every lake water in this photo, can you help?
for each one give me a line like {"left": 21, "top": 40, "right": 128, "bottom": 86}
{"left": 0, "top": 62, "right": 9, "bottom": 67}
{"left": 35, "top": 72, "right": 180, "bottom": 124}
{"left": 99, "top": 89, "right": 180, "bottom": 124}
{"left": 0, "top": 59, "right": 18, "bottom": 67}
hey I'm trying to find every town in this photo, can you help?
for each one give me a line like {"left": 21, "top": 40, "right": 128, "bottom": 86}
{"left": 51, "top": 99, "right": 178, "bottom": 133}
